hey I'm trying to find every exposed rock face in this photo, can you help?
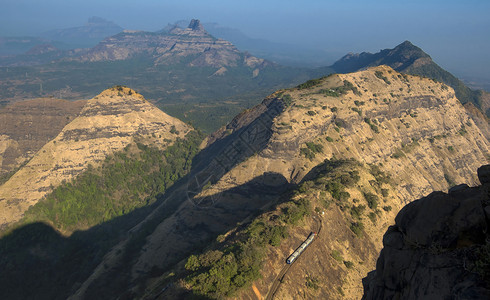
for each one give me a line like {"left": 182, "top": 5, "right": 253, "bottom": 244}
{"left": 479, "top": 90, "right": 490, "bottom": 118}
{"left": 362, "top": 164, "right": 490, "bottom": 299}
{"left": 181, "top": 19, "right": 205, "bottom": 33}
{"left": 73, "top": 19, "right": 269, "bottom": 69}
{"left": 207, "top": 65, "right": 488, "bottom": 203}
{"left": 0, "top": 98, "right": 86, "bottom": 175}
{"left": 0, "top": 86, "right": 191, "bottom": 228}
{"left": 69, "top": 66, "right": 488, "bottom": 299}
{"left": 464, "top": 102, "right": 490, "bottom": 138}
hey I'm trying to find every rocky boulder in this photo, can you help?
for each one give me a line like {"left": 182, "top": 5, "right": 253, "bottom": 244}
{"left": 362, "top": 164, "right": 490, "bottom": 300}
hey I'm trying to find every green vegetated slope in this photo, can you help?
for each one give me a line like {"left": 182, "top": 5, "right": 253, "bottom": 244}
{"left": 21, "top": 130, "right": 204, "bottom": 232}
{"left": 0, "top": 130, "right": 204, "bottom": 300}
{"left": 143, "top": 159, "right": 398, "bottom": 299}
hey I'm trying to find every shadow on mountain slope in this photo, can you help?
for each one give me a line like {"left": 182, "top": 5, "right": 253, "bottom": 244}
{"left": 83, "top": 171, "right": 290, "bottom": 300}
{"left": 0, "top": 193, "right": 170, "bottom": 300}
{"left": 0, "top": 97, "right": 287, "bottom": 299}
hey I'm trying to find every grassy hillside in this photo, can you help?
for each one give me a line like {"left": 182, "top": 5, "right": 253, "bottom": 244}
{"left": 403, "top": 61, "right": 482, "bottom": 108}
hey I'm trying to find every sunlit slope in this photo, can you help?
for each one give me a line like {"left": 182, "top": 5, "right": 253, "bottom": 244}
{"left": 72, "top": 66, "right": 488, "bottom": 299}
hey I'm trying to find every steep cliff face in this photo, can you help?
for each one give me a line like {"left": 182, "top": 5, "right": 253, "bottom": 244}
{"left": 69, "top": 66, "right": 488, "bottom": 299}
{"left": 464, "top": 102, "right": 490, "bottom": 138}
{"left": 362, "top": 165, "right": 490, "bottom": 299}
{"left": 0, "top": 98, "right": 86, "bottom": 176}
{"left": 0, "top": 86, "right": 191, "bottom": 229}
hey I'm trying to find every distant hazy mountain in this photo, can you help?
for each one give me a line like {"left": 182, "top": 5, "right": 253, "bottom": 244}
{"left": 40, "top": 16, "right": 123, "bottom": 49}
{"left": 0, "top": 17, "right": 123, "bottom": 56}
{"left": 0, "top": 20, "right": 310, "bottom": 132}
{"left": 160, "top": 20, "right": 337, "bottom": 67}
{"left": 0, "top": 36, "right": 54, "bottom": 55}
{"left": 73, "top": 19, "right": 271, "bottom": 69}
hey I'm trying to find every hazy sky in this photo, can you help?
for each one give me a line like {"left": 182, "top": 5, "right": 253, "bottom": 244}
{"left": 1, "top": 0, "right": 489, "bottom": 82}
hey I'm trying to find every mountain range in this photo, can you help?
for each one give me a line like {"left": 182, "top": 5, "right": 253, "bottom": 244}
{"left": 40, "top": 16, "right": 123, "bottom": 49}
{"left": 0, "top": 64, "right": 488, "bottom": 299}
{"left": 1, "top": 20, "right": 489, "bottom": 134}
{"left": 163, "top": 20, "right": 338, "bottom": 67}
{"left": 0, "top": 18, "right": 490, "bottom": 300}
{"left": 0, "top": 19, "right": 311, "bottom": 132}
{"left": 0, "top": 17, "right": 123, "bottom": 56}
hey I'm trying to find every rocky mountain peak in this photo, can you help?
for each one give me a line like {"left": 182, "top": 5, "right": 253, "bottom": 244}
{"left": 395, "top": 40, "right": 416, "bottom": 50}
{"left": 332, "top": 40, "right": 431, "bottom": 74}
{"left": 168, "top": 19, "right": 208, "bottom": 36}
{"left": 73, "top": 18, "right": 266, "bottom": 68}
{"left": 390, "top": 40, "right": 429, "bottom": 59}
{"left": 188, "top": 19, "right": 204, "bottom": 32}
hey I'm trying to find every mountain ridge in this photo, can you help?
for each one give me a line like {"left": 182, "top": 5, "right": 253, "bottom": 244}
{"left": 66, "top": 66, "right": 488, "bottom": 299}
{"left": 0, "top": 66, "right": 488, "bottom": 299}
{"left": 329, "top": 40, "right": 489, "bottom": 117}
{"left": 65, "top": 19, "right": 270, "bottom": 70}
{"left": 40, "top": 16, "right": 123, "bottom": 49}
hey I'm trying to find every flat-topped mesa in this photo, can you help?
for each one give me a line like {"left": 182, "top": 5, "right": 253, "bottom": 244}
{"left": 73, "top": 18, "right": 261, "bottom": 68}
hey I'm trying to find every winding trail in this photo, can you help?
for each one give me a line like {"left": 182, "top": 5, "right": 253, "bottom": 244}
{"left": 265, "top": 215, "right": 323, "bottom": 300}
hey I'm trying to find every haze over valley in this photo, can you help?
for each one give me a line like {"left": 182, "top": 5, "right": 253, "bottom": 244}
{"left": 1, "top": 1, "right": 489, "bottom": 299}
